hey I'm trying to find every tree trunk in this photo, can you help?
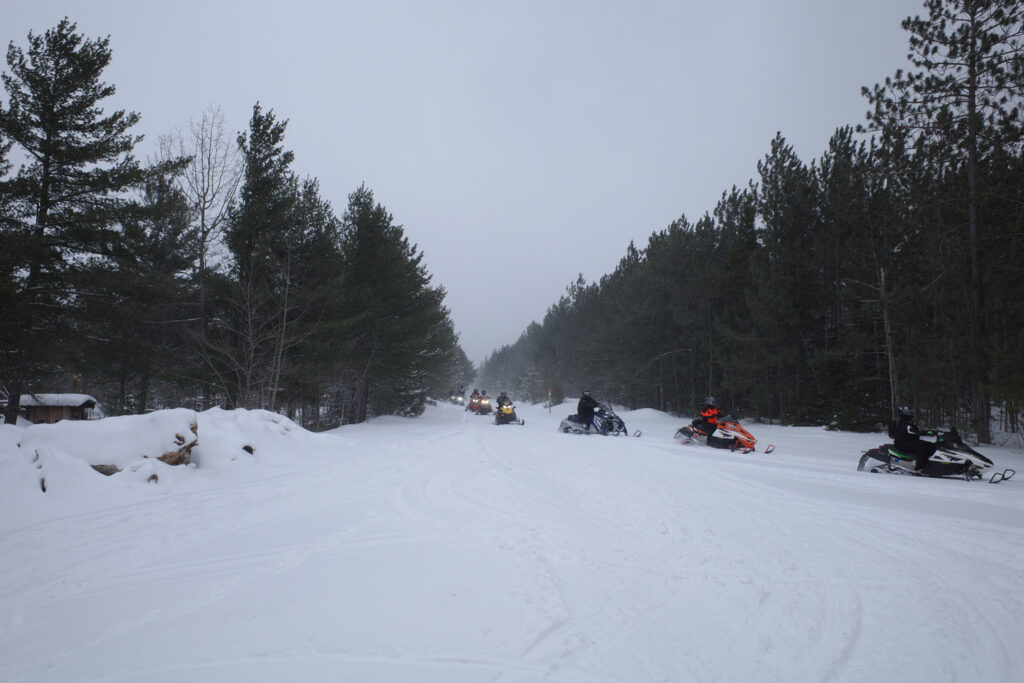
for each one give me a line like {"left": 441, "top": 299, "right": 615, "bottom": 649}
{"left": 879, "top": 267, "right": 899, "bottom": 416}
{"left": 4, "top": 369, "right": 24, "bottom": 425}
{"left": 138, "top": 375, "right": 150, "bottom": 414}
{"left": 966, "top": 13, "right": 990, "bottom": 442}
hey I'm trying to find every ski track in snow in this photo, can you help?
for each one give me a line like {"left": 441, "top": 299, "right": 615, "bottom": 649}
{"left": 1, "top": 402, "right": 1022, "bottom": 682}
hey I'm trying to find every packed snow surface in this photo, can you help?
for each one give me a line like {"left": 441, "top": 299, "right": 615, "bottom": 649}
{"left": 1, "top": 402, "right": 1022, "bottom": 683}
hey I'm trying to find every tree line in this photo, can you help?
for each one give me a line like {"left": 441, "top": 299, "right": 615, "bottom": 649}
{"left": 479, "top": 0, "right": 1024, "bottom": 442}
{"left": 0, "top": 18, "right": 474, "bottom": 429}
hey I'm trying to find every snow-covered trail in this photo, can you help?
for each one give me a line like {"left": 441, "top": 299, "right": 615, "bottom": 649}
{"left": 1, "top": 402, "right": 1022, "bottom": 682}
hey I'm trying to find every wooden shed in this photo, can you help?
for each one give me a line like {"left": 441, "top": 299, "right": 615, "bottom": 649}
{"left": 17, "top": 394, "right": 99, "bottom": 424}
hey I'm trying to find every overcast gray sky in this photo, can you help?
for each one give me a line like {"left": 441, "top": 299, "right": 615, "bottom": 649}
{"left": 4, "top": 0, "right": 926, "bottom": 365}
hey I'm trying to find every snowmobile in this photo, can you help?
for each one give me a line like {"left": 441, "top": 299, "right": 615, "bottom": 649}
{"left": 476, "top": 396, "right": 493, "bottom": 416}
{"left": 674, "top": 419, "right": 775, "bottom": 454}
{"left": 559, "top": 403, "right": 630, "bottom": 436}
{"left": 494, "top": 401, "right": 524, "bottom": 426}
{"left": 448, "top": 392, "right": 465, "bottom": 406}
{"left": 857, "top": 427, "right": 1013, "bottom": 483}
{"left": 466, "top": 395, "right": 481, "bottom": 412}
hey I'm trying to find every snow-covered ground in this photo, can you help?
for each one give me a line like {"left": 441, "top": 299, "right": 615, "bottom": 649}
{"left": 1, "top": 401, "right": 1022, "bottom": 683}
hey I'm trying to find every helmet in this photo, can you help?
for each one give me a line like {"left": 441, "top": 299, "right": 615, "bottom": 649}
{"left": 898, "top": 405, "right": 913, "bottom": 418}
{"left": 582, "top": 390, "right": 591, "bottom": 397}
{"left": 705, "top": 396, "right": 715, "bottom": 406}
{"left": 499, "top": 391, "right": 508, "bottom": 398}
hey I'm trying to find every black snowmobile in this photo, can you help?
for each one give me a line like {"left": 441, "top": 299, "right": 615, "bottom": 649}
{"left": 558, "top": 403, "right": 630, "bottom": 436}
{"left": 857, "top": 427, "right": 1013, "bottom": 483}
{"left": 476, "top": 395, "right": 493, "bottom": 416}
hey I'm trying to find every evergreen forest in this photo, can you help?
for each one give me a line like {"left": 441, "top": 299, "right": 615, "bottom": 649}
{"left": 0, "top": 19, "right": 474, "bottom": 428}
{"left": 3, "top": 2, "right": 1024, "bottom": 440}
{"left": 478, "top": 0, "right": 1024, "bottom": 442}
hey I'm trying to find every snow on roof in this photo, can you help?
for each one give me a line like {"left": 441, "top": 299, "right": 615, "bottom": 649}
{"left": 19, "top": 393, "right": 98, "bottom": 408}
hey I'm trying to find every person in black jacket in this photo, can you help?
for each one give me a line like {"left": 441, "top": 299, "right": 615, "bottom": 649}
{"left": 577, "top": 391, "right": 599, "bottom": 430}
{"left": 892, "top": 405, "right": 937, "bottom": 471}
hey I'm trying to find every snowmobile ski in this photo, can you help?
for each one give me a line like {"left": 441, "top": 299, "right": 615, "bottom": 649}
{"left": 989, "top": 468, "right": 1015, "bottom": 484}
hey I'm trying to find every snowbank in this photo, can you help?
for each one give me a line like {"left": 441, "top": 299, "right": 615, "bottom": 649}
{"left": 17, "top": 408, "right": 198, "bottom": 469}
{"left": 0, "top": 407, "right": 335, "bottom": 500}
{"left": 190, "top": 407, "right": 318, "bottom": 470}
{"left": 0, "top": 407, "right": 342, "bottom": 532}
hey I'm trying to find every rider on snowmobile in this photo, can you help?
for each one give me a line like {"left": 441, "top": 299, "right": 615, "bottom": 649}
{"left": 694, "top": 397, "right": 720, "bottom": 435}
{"left": 496, "top": 391, "right": 512, "bottom": 408}
{"left": 891, "top": 406, "right": 937, "bottom": 472}
{"left": 577, "top": 391, "right": 599, "bottom": 431}
{"left": 693, "top": 397, "right": 739, "bottom": 450}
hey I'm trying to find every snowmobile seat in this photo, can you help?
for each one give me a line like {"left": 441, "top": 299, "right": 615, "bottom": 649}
{"left": 885, "top": 445, "right": 915, "bottom": 462}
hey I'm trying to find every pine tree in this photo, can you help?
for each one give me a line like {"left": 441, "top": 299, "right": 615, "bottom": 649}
{"left": 862, "top": 0, "right": 1024, "bottom": 440}
{"left": 338, "top": 185, "right": 457, "bottom": 421}
{"left": 752, "top": 134, "right": 823, "bottom": 422}
{"left": 276, "top": 177, "right": 346, "bottom": 422}
{"left": 0, "top": 133, "right": 18, "bottom": 401}
{"left": 710, "top": 186, "right": 764, "bottom": 418}
{"left": 813, "top": 128, "right": 894, "bottom": 429}
{"left": 76, "top": 166, "right": 194, "bottom": 414}
{"left": 215, "top": 103, "right": 299, "bottom": 408}
{"left": 0, "top": 18, "right": 149, "bottom": 423}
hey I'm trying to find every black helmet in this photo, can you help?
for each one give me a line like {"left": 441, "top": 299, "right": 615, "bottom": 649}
{"left": 499, "top": 391, "right": 508, "bottom": 398}
{"left": 582, "top": 390, "right": 591, "bottom": 397}
{"left": 705, "top": 396, "right": 715, "bottom": 406}
{"left": 898, "top": 405, "right": 913, "bottom": 418}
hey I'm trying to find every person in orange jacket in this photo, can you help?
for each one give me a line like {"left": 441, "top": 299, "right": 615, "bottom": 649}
{"left": 692, "top": 396, "right": 739, "bottom": 449}
{"left": 693, "top": 396, "right": 721, "bottom": 435}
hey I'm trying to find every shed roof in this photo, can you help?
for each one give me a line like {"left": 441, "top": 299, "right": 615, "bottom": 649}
{"left": 19, "top": 393, "right": 98, "bottom": 408}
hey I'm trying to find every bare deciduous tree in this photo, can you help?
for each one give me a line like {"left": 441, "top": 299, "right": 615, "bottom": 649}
{"left": 160, "top": 104, "right": 241, "bottom": 282}
{"left": 159, "top": 105, "right": 241, "bottom": 408}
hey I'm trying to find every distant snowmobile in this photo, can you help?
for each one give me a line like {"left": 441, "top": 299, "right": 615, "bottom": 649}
{"left": 559, "top": 403, "right": 631, "bottom": 436}
{"left": 857, "top": 427, "right": 1013, "bottom": 483}
{"left": 674, "top": 419, "right": 774, "bottom": 454}
{"left": 476, "top": 396, "right": 493, "bottom": 416}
